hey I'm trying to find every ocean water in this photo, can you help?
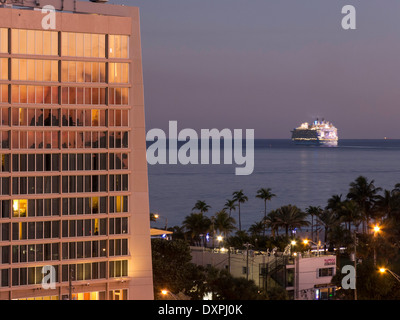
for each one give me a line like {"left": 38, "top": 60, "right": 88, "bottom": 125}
{"left": 147, "top": 139, "right": 400, "bottom": 231}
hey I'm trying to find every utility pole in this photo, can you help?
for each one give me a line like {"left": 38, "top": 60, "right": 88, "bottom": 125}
{"left": 244, "top": 243, "right": 253, "bottom": 281}
{"left": 69, "top": 266, "right": 74, "bottom": 300}
{"left": 353, "top": 232, "right": 358, "bottom": 301}
{"left": 228, "top": 247, "right": 231, "bottom": 274}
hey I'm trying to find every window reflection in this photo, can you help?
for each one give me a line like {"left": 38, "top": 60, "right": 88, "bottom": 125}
{"left": 61, "top": 131, "right": 107, "bottom": 149}
{"left": 10, "top": 130, "right": 59, "bottom": 149}
{"left": 11, "top": 85, "right": 58, "bottom": 104}
{"left": 109, "top": 63, "right": 129, "bottom": 83}
{"left": 0, "top": 107, "right": 9, "bottom": 125}
{"left": 109, "top": 88, "right": 128, "bottom": 105}
{"left": 61, "top": 32, "right": 105, "bottom": 58}
{"left": 0, "top": 85, "right": 8, "bottom": 103}
{"left": 0, "top": 28, "right": 8, "bottom": 53}
{"left": 11, "top": 29, "right": 58, "bottom": 55}
{"left": 109, "top": 109, "right": 128, "bottom": 127}
{"left": 0, "top": 58, "right": 8, "bottom": 80}
{"left": 0, "top": 131, "right": 10, "bottom": 149}
{"left": 12, "top": 59, "right": 58, "bottom": 82}
{"left": 61, "top": 87, "right": 106, "bottom": 105}
{"left": 109, "top": 35, "right": 129, "bottom": 58}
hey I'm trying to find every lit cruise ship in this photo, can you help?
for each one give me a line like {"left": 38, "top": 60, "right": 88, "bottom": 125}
{"left": 291, "top": 119, "right": 338, "bottom": 146}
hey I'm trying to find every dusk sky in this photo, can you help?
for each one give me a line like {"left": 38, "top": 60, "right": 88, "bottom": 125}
{"left": 112, "top": 0, "right": 400, "bottom": 139}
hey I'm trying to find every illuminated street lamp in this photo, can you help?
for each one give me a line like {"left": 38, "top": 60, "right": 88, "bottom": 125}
{"left": 153, "top": 213, "right": 168, "bottom": 230}
{"left": 161, "top": 289, "right": 179, "bottom": 300}
{"left": 372, "top": 224, "right": 381, "bottom": 266}
{"left": 379, "top": 268, "right": 400, "bottom": 283}
{"left": 290, "top": 240, "right": 296, "bottom": 256}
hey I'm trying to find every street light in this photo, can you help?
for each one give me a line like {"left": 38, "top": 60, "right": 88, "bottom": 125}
{"left": 373, "top": 225, "right": 381, "bottom": 233}
{"left": 290, "top": 240, "right": 296, "bottom": 256}
{"left": 379, "top": 267, "right": 400, "bottom": 283}
{"left": 372, "top": 224, "right": 381, "bottom": 266}
{"left": 160, "top": 289, "right": 179, "bottom": 300}
{"left": 153, "top": 213, "right": 168, "bottom": 230}
{"left": 215, "top": 235, "right": 224, "bottom": 250}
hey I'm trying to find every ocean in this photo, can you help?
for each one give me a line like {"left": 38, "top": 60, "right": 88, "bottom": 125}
{"left": 147, "top": 139, "right": 400, "bottom": 231}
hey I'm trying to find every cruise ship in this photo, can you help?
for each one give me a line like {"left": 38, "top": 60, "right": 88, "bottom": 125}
{"left": 291, "top": 119, "right": 338, "bottom": 146}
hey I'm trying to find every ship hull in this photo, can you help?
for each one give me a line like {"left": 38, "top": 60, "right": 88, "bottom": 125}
{"left": 292, "top": 139, "right": 338, "bottom": 146}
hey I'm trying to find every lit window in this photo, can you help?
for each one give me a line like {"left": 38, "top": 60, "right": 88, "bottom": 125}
{"left": 13, "top": 199, "right": 27, "bottom": 217}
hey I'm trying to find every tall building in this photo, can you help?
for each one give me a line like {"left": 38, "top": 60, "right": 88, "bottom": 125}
{"left": 0, "top": 0, "right": 153, "bottom": 300}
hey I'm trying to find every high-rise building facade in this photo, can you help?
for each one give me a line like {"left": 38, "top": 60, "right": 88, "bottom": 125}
{"left": 0, "top": 0, "right": 153, "bottom": 300}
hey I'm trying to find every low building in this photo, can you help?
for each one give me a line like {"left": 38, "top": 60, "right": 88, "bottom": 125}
{"left": 190, "top": 247, "right": 336, "bottom": 300}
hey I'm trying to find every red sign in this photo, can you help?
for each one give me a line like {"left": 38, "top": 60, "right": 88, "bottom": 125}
{"left": 324, "top": 258, "right": 335, "bottom": 266}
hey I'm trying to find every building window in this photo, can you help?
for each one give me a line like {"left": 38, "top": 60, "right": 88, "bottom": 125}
{"left": 109, "top": 63, "right": 129, "bottom": 83}
{"left": 0, "top": 85, "right": 8, "bottom": 103}
{"left": 61, "top": 87, "right": 106, "bottom": 105}
{"left": 109, "top": 260, "right": 128, "bottom": 278}
{"left": 0, "top": 28, "right": 8, "bottom": 53}
{"left": 61, "top": 61, "right": 106, "bottom": 83}
{"left": 0, "top": 58, "right": 8, "bottom": 80}
{"left": 109, "top": 289, "right": 128, "bottom": 300}
{"left": 109, "top": 87, "right": 129, "bottom": 105}
{"left": 10, "top": 265, "right": 59, "bottom": 287}
{"left": 108, "top": 35, "right": 129, "bottom": 59}
{"left": 11, "top": 59, "right": 58, "bottom": 82}
{"left": 11, "top": 85, "right": 59, "bottom": 104}
{"left": 61, "top": 32, "right": 105, "bottom": 58}
{"left": 318, "top": 267, "right": 334, "bottom": 277}
{"left": 11, "top": 29, "right": 58, "bottom": 56}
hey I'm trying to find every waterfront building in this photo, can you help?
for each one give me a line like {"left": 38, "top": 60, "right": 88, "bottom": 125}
{"left": 191, "top": 247, "right": 336, "bottom": 300}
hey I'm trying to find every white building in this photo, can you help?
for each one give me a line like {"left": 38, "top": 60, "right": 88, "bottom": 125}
{"left": 190, "top": 247, "right": 336, "bottom": 300}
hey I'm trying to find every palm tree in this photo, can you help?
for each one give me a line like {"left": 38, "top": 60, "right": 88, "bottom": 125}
{"left": 374, "top": 188, "right": 400, "bottom": 222}
{"left": 316, "top": 209, "right": 339, "bottom": 253}
{"left": 347, "top": 176, "right": 381, "bottom": 233}
{"left": 256, "top": 188, "right": 276, "bottom": 236}
{"left": 212, "top": 209, "right": 236, "bottom": 238}
{"left": 248, "top": 221, "right": 264, "bottom": 237}
{"left": 223, "top": 199, "right": 237, "bottom": 217}
{"left": 305, "top": 206, "right": 323, "bottom": 242}
{"left": 264, "top": 210, "right": 279, "bottom": 238}
{"left": 192, "top": 200, "right": 211, "bottom": 214}
{"left": 274, "top": 205, "right": 310, "bottom": 236}
{"left": 232, "top": 190, "right": 248, "bottom": 232}
{"left": 182, "top": 212, "right": 211, "bottom": 246}
{"left": 326, "top": 194, "right": 343, "bottom": 213}
{"left": 264, "top": 210, "right": 280, "bottom": 238}
{"left": 338, "top": 200, "right": 362, "bottom": 231}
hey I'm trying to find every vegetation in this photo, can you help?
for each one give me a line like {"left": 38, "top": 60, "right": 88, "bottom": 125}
{"left": 151, "top": 175, "right": 400, "bottom": 300}
{"left": 152, "top": 238, "right": 268, "bottom": 300}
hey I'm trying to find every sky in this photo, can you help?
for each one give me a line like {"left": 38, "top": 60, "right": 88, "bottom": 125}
{"left": 111, "top": 0, "right": 400, "bottom": 139}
